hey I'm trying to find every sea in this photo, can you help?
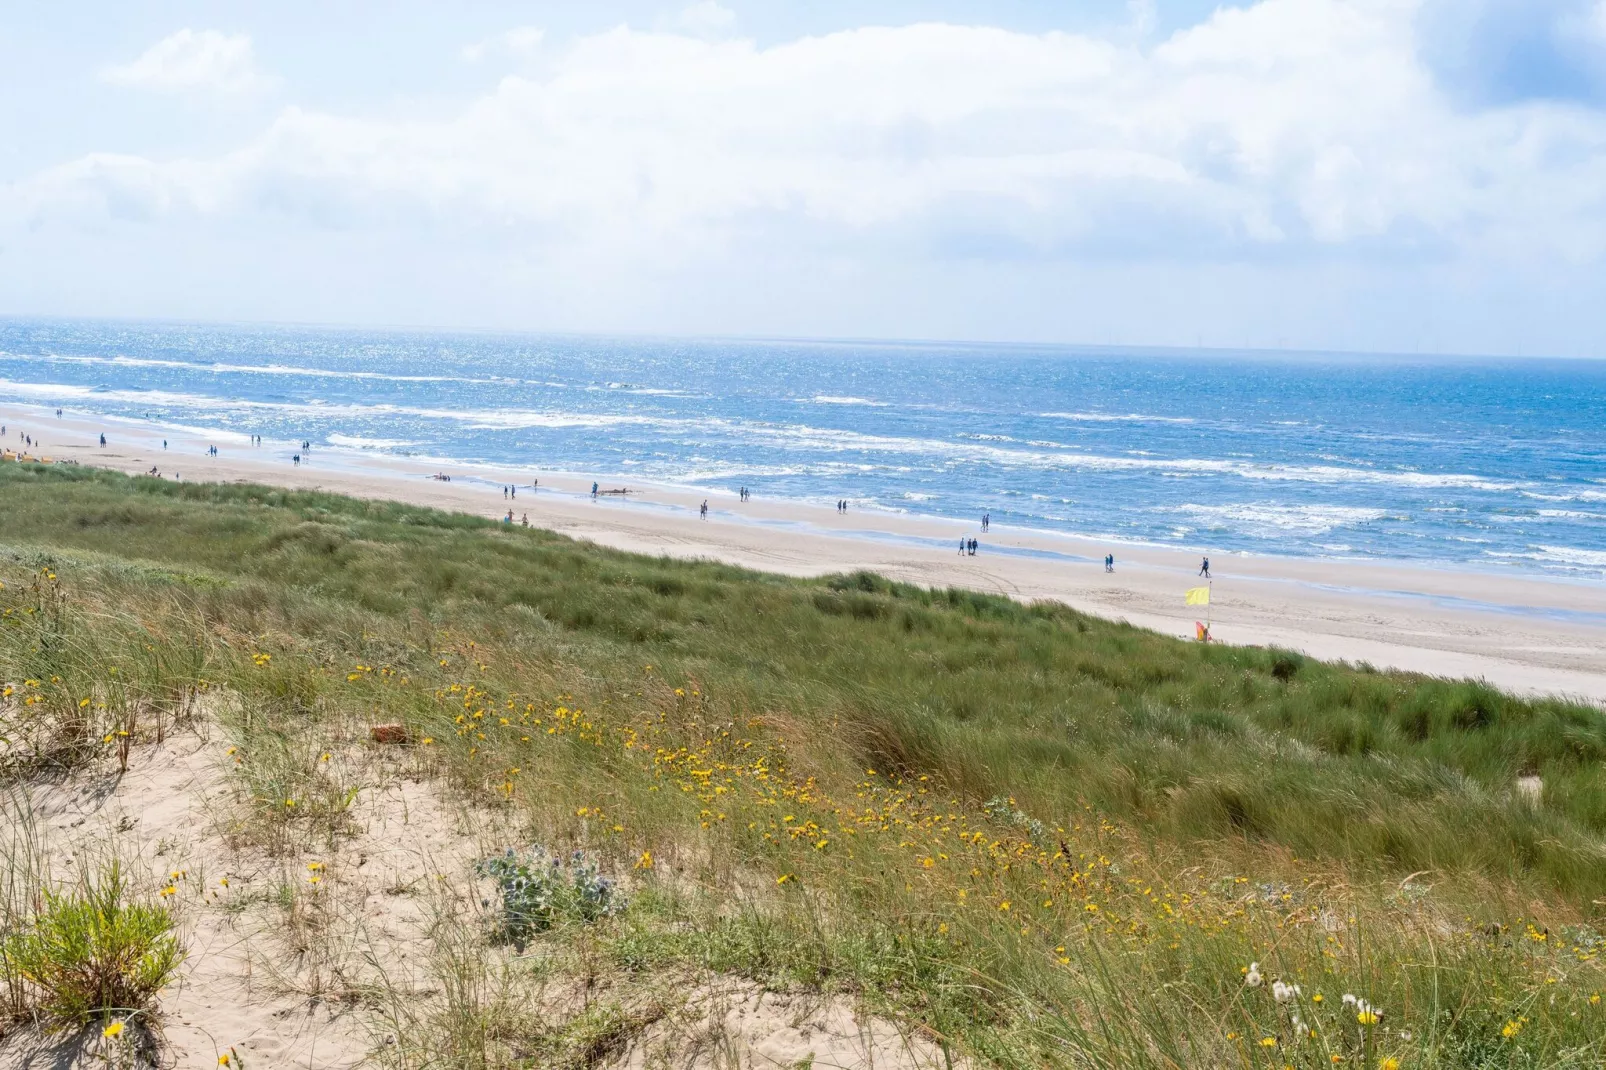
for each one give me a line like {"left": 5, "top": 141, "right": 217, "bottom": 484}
{"left": 0, "top": 318, "right": 1603, "bottom": 581}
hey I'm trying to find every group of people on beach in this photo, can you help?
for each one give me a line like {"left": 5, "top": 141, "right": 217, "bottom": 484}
{"left": 739, "top": 487, "right": 751, "bottom": 502}
{"left": 504, "top": 511, "right": 529, "bottom": 526}
{"left": 835, "top": 499, "right": 848, "bottom": 513}
{"left": 959, "top": 537, "right": 979, "bottom": 556}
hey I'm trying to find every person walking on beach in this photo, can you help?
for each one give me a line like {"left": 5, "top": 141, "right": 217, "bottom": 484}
{"left": 1105, "top": 553, "right": 1114, "bottom": 573}
{"left": 700, "top": 500, "right": 709, "bottom": 519}
{"left": 1199, "top": 556, "right": 1211, "bottom": 578}
{"left": 99, "top": 434, "right": 105, "bottom": 447}
{"left": 958, "top": 537, "right": 966, "bottom": 555}
{"left": 592, "top": 482, "right": 599, "bottom": 498}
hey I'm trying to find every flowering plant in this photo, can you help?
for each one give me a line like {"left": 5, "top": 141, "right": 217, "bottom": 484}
{"left": 476, "top": 846, "right": 624, "bottom": 949}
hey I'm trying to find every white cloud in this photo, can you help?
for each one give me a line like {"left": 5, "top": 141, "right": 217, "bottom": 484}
{"left": 16, "top": 0, "right": 1606, "bottom": 346}
{"left": 101, "top": 29, "right": 273, "bottom": 95}
{"left": 461, "top": 26, "right": 546, "bottom": 63}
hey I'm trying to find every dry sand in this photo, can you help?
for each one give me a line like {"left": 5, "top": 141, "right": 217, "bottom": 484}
{"left": 3, "top": 727, "right": 954, "bottom": 1069}
{"left": 5, "top": 402, "right": 1604, "bottom": 704}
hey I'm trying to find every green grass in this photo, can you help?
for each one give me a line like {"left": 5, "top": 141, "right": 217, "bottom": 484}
{"left": 0, "top": 461, "right": 1602, "bottom": 1066}
{"left": 0, "top": 859, "right": 184, "bottom": 1031}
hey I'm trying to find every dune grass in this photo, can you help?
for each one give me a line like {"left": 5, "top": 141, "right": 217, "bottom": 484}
{"left": 0, "top": 461, "right": 1602, "bottom": 1066}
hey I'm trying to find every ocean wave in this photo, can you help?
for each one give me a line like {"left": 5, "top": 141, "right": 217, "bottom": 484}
{"left": 25, "top": 352, "right": 501, "bottom": 386}
{"left": 327, "top": 434, "right": 419, "bottom": 450}
{"left": 1521, "top": 489, "right": 1606, "bottom": 503}
{"left": 0, "top": 378, "right": 690, "bottom": 433}
{"left": 1534, "top": 545, "right": 1606, "bottom": 568}
{"left": 728, "top": 421, "right": 1526, "bottom": 492}
{"left": 1175, "top": 503, "right": 1389, "bottom": 536}
{"left": 0, "top": 377, "right": 1543, "bottom": 499}
{"left": 1039, "top": 411, "right": 1194, "bottom": 424}
{"left": 1537, "top": 508, "right": 1606, "bottom": 520}
{"left": 1486, "top": 546, "right": 1606, "bottom": 572}
{"left": 808, "top": 395, "right": 888, "bottom": 407}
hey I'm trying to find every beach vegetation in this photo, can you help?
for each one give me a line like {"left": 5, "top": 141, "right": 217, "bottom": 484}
{"left": 0, "top": 462, "right": 1603, "bottom": 1065}
{"left": 0, "top": 859, "right": 184, "bottom": 1031}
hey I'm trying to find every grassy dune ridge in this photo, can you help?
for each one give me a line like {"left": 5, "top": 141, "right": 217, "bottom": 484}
{"left": 1, "top": 462, "right": 1603, "bottom": 1066}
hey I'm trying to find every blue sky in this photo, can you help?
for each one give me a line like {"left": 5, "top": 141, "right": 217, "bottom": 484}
{"left": 4, "top": 0, "right": 1606, "bottom": 356}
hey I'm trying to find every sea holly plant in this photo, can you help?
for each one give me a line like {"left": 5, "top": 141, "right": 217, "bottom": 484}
{"left": 476, "top": 846, "right": 625, "bottom": 950}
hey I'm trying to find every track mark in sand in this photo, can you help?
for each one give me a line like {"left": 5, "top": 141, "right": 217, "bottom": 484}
{"left": 960, "top": 568, "right": 1023, "bottom": 598}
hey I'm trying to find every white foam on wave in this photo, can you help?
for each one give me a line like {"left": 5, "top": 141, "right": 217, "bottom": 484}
{"left": 1534, "top": 545, "right": 1606, "bottom": 567}
{"left": 30, "top": 352, "right": 502, "bottom": 386}
{"left": 1523, "top": 488, "right": 1606, "bottom": 503}
{"left": 1040, "top": 411, "right": 1194, "bottom": 424}
{"left": 1486, "top": 545, "right": 1606, "bottom": 572}
{"left": 1175, "top": 502, "right": 1389, "bottom": 536}
{"left": 327, "top": 434, "right": 418, "bottom": 450}
{"left": 808, "top": 395, "right": 889, "bottom": 407}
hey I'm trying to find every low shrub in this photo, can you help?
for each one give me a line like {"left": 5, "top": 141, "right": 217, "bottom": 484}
{"left": 1, "top": 860, "right": 185, "bottom": 1029}
{"left": 477, "top": 847, "right": 625, "bottom": 950}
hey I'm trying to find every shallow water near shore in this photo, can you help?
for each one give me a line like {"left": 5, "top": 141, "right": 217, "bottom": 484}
{"left": 1, "top": 318, "right": 1603, "bottom": 580}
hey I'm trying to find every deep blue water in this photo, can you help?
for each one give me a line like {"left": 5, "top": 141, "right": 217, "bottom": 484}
{"left": 1, "top": 318, "right": 1603, "bottom": 579}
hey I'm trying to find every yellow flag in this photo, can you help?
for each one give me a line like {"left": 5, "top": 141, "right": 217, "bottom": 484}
{"left": 1185, "top": 586, "right": 1211, "bottom": 606}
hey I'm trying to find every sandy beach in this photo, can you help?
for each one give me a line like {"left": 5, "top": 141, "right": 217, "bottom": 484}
{"left": 4, "top": 401, "right": 1604, "bottom": 704}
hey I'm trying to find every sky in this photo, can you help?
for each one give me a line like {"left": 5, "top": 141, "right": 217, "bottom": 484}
{"left": 3, "top": 0, "right": 1606, "bottom": 356}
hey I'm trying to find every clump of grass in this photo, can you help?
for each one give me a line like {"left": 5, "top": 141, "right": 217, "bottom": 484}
{"left": 0, "top": 787, "right": 46, "bottom": 1022}
{"left": 477, "top": 846, "right": 625, "bottom": 950}
{"left": 1, "top": 859, "right": 185, "bottom": 1031}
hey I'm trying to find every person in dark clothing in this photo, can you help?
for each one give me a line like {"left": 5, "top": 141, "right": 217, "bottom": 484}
{"left": 1199, "top": 557, "right": 1211, "bottom": 578}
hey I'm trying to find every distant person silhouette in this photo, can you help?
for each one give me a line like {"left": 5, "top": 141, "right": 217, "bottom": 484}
{"left": 1199, "top": 557, "right": 1211, "bottom": 578}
